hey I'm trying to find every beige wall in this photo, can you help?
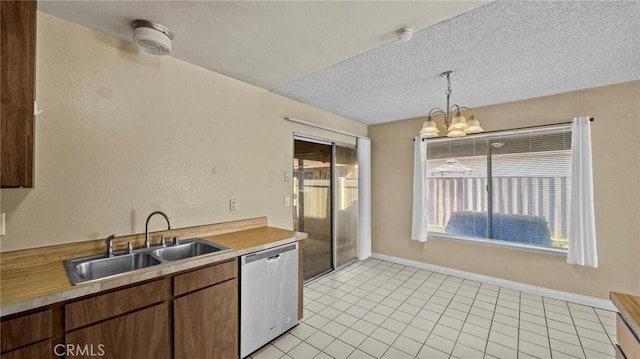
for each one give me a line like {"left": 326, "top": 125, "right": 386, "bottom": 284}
{"left": 370, "top": 81, "right": 640, "bottom": 299}
{"left": 0, "top": 13, "right": 366, "bottom": 252}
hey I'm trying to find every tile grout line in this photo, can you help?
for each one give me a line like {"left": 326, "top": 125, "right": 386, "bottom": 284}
{"left": 541, "top": 293, "right": 554, "bottom": 358}
{"left": 517, "top": 291, "right": 523, "bottom": 358}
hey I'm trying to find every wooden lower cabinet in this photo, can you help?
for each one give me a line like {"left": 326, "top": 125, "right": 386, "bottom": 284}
{"left": 0, "top": 340, "right": 51, "bottom": 359}
{"left": 174, "top": 279, "right": 238, "bottom": 359}
{"left": 0, "top": 309, "right": 55, "bottom": 359}
{"left": 65, "top": 279, "right": 169, "bottom": 331}
{"left": 0, "top": 309, "right": 52, "bottom": 353}
{"left": 611, "top": 292, "right": 640, "bottom": 359}
{"left": 65, "top": 303, "right": 169, "bottom": 359}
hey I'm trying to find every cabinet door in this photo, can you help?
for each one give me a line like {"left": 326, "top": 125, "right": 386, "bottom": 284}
{"left": 0, "top": 340, "right": 50, "bottom": 359}
{"left": 174, "top": 279, "right": 238, "bottom": 359}
{"left": 65, "top": 303, "right": 169, "bottom": 359}
{"left": 1, "top": 0, "right": 36, "bottom": 188}
{"left": 65, "top": 279, "right": 169, "bottom": 330}
{"left": 0, "top": 309, "right": 51, "bottom": 353}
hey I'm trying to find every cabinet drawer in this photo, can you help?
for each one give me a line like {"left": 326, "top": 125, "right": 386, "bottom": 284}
{"left": 66, "top": 279, "right": 169, "bottom": 330}
{"left": 174, "top": 258, "right": 237, "bottom": 296}
{"left": 617, "top": 314, "right": 640, "bottom": 359}
{"left": 66, "top": 303, "right": 169, "bottom": 359}
{"left": 0, "top": 340, "right": 51, "bottom": 359}
{"left": 0, "top": 309, "right": 51, "bottom": 353}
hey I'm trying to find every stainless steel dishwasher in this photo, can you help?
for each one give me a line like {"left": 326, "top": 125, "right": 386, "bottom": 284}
{"left": 240, "top": 242, "right": 298, "bottom": 358}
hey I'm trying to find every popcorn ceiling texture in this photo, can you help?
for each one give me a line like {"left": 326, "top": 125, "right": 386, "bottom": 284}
{"left": 274, "top": 1, "right": 640, "bottom": 125}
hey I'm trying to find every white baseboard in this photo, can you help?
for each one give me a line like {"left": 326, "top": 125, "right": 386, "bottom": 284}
{"left": 370, "top": 252, "right": 616, "bottom": 311}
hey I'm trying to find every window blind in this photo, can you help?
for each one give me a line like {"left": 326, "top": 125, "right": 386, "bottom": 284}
{"left": 426, "top": 125, "right": 572, "bottom": 251}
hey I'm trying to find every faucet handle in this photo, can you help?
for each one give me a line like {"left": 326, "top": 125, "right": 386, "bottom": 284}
{"left": 172, "top": 236, "right": 180, "bottom": 245}
{"left": 118, "top": 241, "right": 134, "bottom": 254}
{"left": 160, "top": 236, "right": 167, "bottom": 247}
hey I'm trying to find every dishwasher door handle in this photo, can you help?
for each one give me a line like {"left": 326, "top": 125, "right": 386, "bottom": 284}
{"left": 266, "top": 254, "right": 280, "bottom": 262}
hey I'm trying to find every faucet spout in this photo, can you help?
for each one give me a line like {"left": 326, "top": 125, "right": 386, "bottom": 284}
{"left": 106, "top": 234, "right": 116, "bottom": 257}
{"left": 145, "top": 211, "right": 171, "bottom": 248}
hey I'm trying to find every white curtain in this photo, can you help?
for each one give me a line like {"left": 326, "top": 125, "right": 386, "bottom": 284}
{"left": 411, "top": 137, "right": 428, "bottom": 242}
{"left": 357, "top": 137, "right": 372, "bottom": 259}
{"left": 567, "top": 117, "right": 598, "bottom": 267}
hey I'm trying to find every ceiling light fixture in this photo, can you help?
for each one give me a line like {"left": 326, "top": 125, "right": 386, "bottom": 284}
{"left": 131, "top": 19, "right": 174, "bottom": 55}
{"left": 419, "top": 71, "right": 483, "bottom": 138}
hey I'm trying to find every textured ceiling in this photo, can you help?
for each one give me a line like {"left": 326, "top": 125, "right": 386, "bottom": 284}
{"left": 38, "top": 1, "right": 487, "bottom": 90}
{"left": 38, "top": 1, "right": 640, "bottom": 126}
{"left": 274, "top": 0, "right": 640, "bottom": 124}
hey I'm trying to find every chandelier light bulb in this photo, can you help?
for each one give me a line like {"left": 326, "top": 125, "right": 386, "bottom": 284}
{"left": 448, "top": 112, "right": 468, "bottom": 131}
{"left": 465, "top": 116, "right": 484, "bottom": 133}
{"left": 420, "top": 118, "right": 439, "bottom": 138}
{"left": 447, "top": 129, "right": 467, "bottom": 138}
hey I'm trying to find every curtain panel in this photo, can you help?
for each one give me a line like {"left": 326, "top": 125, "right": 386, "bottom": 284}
{"left": 567, "top": 116, "right": 598, "bottom": 267}
{"left": 411, "top": 137, "right": 428, "bottom": 242}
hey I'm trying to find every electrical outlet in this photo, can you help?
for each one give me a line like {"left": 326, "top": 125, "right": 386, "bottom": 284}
{"left": 230, "top": 199, "right": 238, "bottom": 212}
{"left": 284, "top": 195, "right": 291, "bottom": 207}
{"left": 284, "top": 171, "right": 290, "bottom": 182}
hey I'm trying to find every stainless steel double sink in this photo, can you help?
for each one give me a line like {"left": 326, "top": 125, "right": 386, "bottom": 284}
{"left": 63, "top": 238, "right": 229, "bottom": 285}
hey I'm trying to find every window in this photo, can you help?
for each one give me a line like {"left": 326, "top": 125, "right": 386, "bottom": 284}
{"left": 426, "top": 125, "right": 572, "bottom": 253}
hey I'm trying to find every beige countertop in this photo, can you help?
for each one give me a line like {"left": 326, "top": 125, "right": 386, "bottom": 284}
{"left": 1, "top": 217, "right": 305, "bottom": 317}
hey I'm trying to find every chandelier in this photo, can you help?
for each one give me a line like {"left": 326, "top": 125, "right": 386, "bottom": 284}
{"left": 419, "top": 71, "right": 484, "bottom": 138}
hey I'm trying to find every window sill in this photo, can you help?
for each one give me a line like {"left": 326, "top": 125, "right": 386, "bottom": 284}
{"left": 428, "top": 232, "right": 568, "bottom": 256}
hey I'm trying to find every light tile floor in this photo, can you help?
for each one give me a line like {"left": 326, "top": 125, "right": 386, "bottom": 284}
{"left": 250, "top": 258, "right": 617, "bottom": 359}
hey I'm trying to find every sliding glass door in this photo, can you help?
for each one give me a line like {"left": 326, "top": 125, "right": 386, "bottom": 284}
{"left": 294, "top": 140, "right": 333, "bottom": 280}
{"left": 294, "top": 137, "right": 358, "bottom": 281}
{"left": 335, "top": 146, "right": 358, "bottom": 267}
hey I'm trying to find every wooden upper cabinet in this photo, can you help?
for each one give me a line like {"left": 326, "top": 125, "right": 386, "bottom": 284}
{"left": 1, "top": 0, "right": 36, "bottom": 188}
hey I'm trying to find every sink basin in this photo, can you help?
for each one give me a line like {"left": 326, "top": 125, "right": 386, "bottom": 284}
{"left": 152, "top": 241, "right": 228, "bottom": 261}
{"left": 66, "top": 253, "right": 161, "bottom": 285}
{"left": 63, "top": 238, "right": 229, "bottom": 285}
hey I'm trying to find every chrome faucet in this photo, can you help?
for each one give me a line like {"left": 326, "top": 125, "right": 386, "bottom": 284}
{"left": 106, "top": 234, "right": 116, "bottom": 257}
{"left": 144, "top": 211, "right": 171, "bottom": 248}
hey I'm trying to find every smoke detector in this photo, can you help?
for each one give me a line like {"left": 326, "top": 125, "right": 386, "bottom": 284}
{"left": 396, "top": 27, "right": 413, "bottom": 42}
{"left": 131, "top": 19, "right": 174, "bottom": 55}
